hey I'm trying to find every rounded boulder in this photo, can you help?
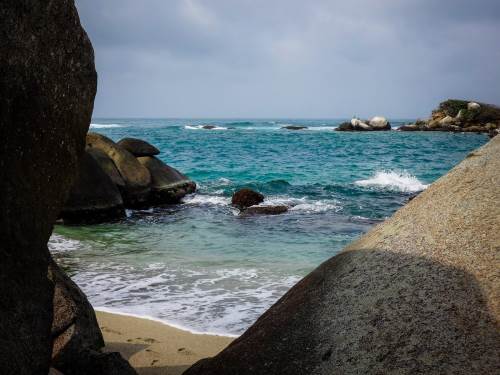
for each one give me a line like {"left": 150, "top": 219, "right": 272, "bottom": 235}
{"left": 137, "top": 156, "right": 196, "bottom": 204}
{"left": 117, "top": 138, "right": 160, "bottom": 157}
{"left": 232, "top": 189, "right": 264, "bottom": 209}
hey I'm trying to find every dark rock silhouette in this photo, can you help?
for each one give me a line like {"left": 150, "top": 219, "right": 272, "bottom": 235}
{"left": 184, "top": 137, "right": 500, "bottom": 374}
{"left": 88, "top": 147, "right": 126, "bottom": 188}
{"left": 0, "top": 0, "right": 96, "bottom": 373}
{"left": 60, "top": 151, "right": 126, "bottom": 224}
{"left": 118, "top": 138, "right": 160, "bottom": 157}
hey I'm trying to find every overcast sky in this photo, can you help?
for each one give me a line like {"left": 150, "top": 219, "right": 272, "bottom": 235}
{"left": 76, "top": 0, "right": 500, "bottom": 118}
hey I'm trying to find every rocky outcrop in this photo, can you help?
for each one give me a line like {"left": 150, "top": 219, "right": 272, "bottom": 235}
{"left": 0, "top": 1, "right": 97, "bottom": 373}
{"left": 117, "top": 138, "right": 160, "bottom": 157}
{"left": 336, "top": 116, "right": 391, "bottom": 131}
{"left": 86, "top": 133, "right": 151, "bottom": 207}
{"left": 231, "top": 189, "right": 264, "bottom": 209}
{"left": 60, "top": 151, "right": 126, "bottom": 224}
{"left": 400, "top": 99, "right": 500, "bottom": 133}
{"left": 184, "top": 137, "right": 500, "bottom": 374}
{"left": 137, "top": 156, "right": 196, "bottom": 204}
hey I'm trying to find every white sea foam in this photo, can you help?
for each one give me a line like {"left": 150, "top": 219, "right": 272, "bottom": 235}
{"left": 307, "top": 126, "right": 336, "bottom": 131}
{"left": 48, "top": 234, "right": 85, "bottom": 253}
{"left": 182, "top": 193, "right": 231, "bottom": 206}
{"left": 263, "top": 196, "right": 342, "bottom": 213}
{"left": 70, "top": 262, "right": 301, "bottom": 336}
{"left": 185, "top": 125, "right": 227, "bottom": 130}
{"left": 355, "top": 171, "right": 428, "bottom": 192}
{"left": 90, "top": 123, "right": 125, "bottom": 128}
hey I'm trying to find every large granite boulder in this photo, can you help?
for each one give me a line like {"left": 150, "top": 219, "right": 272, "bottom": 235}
{"left": 86, "top": 132, "right": 151, "bottom": 207}
{"left": 117, "top": 138, "right": 160, "bottom": 157}
{"left": 60, "top": 151, "right": 126, "bottom": 224}
{"left": 137, "top": 156, "right": 196, "bottom": 204}
{"left": 231, "top": 189, "right": 264, "bottom": 209}
{"left": 369, "top": 116, "right": 391, "bottom": 130}
{"left": 184, "top": 137, "right": 500, "bottom": 374}
{"left": 0, "top": 1, "right": 97, "bottom": 373}
{"left": 87, "top": 147, "right": 126, "bottom": 188}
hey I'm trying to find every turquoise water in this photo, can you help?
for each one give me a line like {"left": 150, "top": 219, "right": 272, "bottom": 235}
{"left": 49, "top": 119, "right": 488, "bottom": 335}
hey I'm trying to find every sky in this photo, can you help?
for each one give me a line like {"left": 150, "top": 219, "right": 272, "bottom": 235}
{"left": 75, "top": 0, "right": 500, "bottom": 119}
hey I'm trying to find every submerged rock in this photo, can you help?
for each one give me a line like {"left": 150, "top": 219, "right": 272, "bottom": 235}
{"left": 282, "top": 126, "right": 308, "bottom": 130}
{"left": 60, "top": 152, "right": 125, "bottom": 224}
{"left": 232, "top": 189, "right": 264, "bottom": 209}
{"left": 137, "top": 156, "right": 196, "bottom": 204}
{"left": 243, "top": 205, "right": 288, "bottom": 215}
{"left": 86, "top": 132, "right": 151, "bottom": 207}
{"left": 185, "top": 137, "right": 500, "bottom": 375}
{"left": 117, "top": 138, "right": 160, "bottom": 157}
{"left": 202, "top": 125, "right": 217, "bottom": 129}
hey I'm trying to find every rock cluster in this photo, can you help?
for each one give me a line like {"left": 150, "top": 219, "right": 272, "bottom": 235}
{"left": 336, "top": 116, "right": 391, "bottom": 131}
{"left": 60, "top": 134, "right": 196, "bottom": 224}
{"left": 184, "top": 137, "right": 500, "bottom": 375}
{"left": 399, "top": 99, "right": 500, "bottom": 133}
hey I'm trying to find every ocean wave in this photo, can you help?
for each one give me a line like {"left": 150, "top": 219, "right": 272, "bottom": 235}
{"left": 355, "top": 171, "right": 428, "bottom": 193}
{"left": 185, "top": 125, "right": 228, "bottom": 130}
{"left": 90, "top": 123, "right": 125, "bottom": 128}
{"left": 263, "top": 196, "right": 342, "bottom": 213}
{"left": 71, "top": 262, "right": 300, "bottom": 336}
{"left": 226, "top": 121, "right": 253, "bottom": 126}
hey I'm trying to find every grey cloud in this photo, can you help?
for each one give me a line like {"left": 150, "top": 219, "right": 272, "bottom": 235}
{"left": 75, "top": 0, "right": 500, "bottom": 118}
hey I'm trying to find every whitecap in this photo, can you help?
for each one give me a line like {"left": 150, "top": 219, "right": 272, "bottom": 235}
{"left": 262, "top": 196, "right": 342, "bottom": 213}
{"left": 48, "top": 234, "right": 84, "bottom": 253}
{"left": 90, "top": 123, "right": 124, "bottom": 128}
{"left": 355, "top": 171, "right": 428, "bottom": 192}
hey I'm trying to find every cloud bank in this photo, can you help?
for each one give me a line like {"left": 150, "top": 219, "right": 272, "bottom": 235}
{"left": 76, "top": 0, "right": 500, "bottom": 118}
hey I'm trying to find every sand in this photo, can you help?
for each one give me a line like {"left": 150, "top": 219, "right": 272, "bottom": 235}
{"left": 96, "top": 311, "right": 234, "bottom": 375}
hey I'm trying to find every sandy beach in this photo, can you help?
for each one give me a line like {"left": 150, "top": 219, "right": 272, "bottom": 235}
{"left": 96, "top": 311, "right": 234, "bottom": 375}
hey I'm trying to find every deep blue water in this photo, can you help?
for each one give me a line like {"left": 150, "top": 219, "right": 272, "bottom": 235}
{"left": 49, "top": 118, "right": 488, "bottom": 335}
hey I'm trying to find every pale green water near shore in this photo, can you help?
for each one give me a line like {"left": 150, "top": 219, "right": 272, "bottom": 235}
{"left": 49, "top": 119, "right": 489, "bottom": 335}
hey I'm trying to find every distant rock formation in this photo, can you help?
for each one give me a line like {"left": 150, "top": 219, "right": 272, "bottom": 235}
{"left": 399, "top": 99, "right": 500, "bottom": 132}
{"left": 336, "top": 116, "right": 391, "bottom": 131}
{"left": 184, "top": 137, "right": 500, "bottom": 374}
{"left": 282, "top": 125, "right": 308, "bottom": 130}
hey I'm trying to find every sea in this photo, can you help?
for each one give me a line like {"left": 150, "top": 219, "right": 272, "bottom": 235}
{"left": 49, "top": 118, "right": 489, "bottom": 336}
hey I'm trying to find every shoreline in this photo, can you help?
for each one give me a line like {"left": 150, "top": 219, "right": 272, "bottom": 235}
{"left": 96, "top": 310, "right": 234, "bottom": 375}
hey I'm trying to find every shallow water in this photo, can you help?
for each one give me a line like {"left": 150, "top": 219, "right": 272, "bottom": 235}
{"left": 49, "top": 119, "right": 488, "bottom": 335}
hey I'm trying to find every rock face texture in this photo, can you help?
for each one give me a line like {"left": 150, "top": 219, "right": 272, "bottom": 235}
{"left": 137, "top": 156, "right": 196, "bottom": 204}
{"left": 0, "top": 1, "right": 97, "bottom": 373}
{"left": 185, "top": 137, "right": 500, "bottom": 375}
{"left": 60, "top": 151, "right": 126, "bottom": 224}
{"left": 231, "top": 189, "right": 265, "bottom": 209}
{"left": 118, "top": 137, "right": 160, "bottom": 157}
{"left": 243, "top": 205, "right": 288, "bottom": 215}
{"left": 400, "top": 99, "right": 500, "bottom": 132}
{"left": 87, "top": 147, "right": 126, "bottom": 188}
{"left": 86, "top": 132, "right": 152, "bottom": 207}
